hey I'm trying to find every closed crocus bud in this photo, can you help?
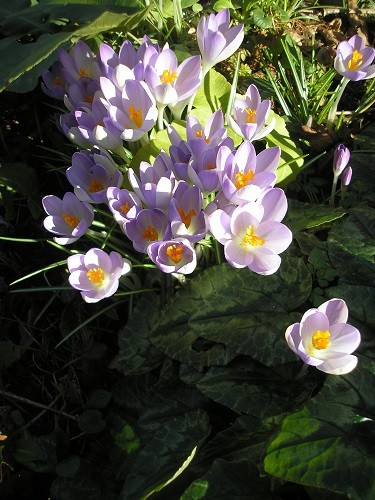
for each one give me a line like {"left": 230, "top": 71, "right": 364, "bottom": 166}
{"left": 342, "top": 166, "right": 352, "bottom": 186}
{"left": 333, "top": 144, "right": 350, "bottom": 176}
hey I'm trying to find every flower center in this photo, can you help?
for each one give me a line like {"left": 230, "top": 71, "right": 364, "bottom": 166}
{"left": 312, "top": 330, "right": 331, "bottom": 350}
{"left": 234, "top": 170, "right": 255, "bottom": 189}
{"left": 161, "top": 69, "right": 177, "bottom": 84}
{"left": 242, "top": 225, "right": 265, "bottom": 248}
{"left": 86, "top": 267, "right": 105, "bottom": 285}
{"left": 62, "top": 213, "right": 80, "bottom": 228}
{"left": 166, "top": 244, "right": 184, "bottom": 264}
{"left": 245, "top": 108, "right": 257, "bottom": 123}
{"left": 128, "top": 106, "right": 143, "bottom": 128}
{"left": 142, "top": 225, "right": 158, "bottom": 241}
{"left": 88, "top": 179, "right": 105, "bottom": 193}
{"left": 196, "top": 130, "right": 210, "bottom": 144}
{"left": 54, "top": 76, "right": 63, "bottom": 86}
{"left": 348, "top": 50, "right": 363, "bottom": 71}
{"left": 178, "top": 208, "right": 196, "bottom": 229}
{"left": 119, "top": 203, "right": 130, "bottom": 215}
{"left": 84, "top": 94, "right": 94, "bottom": 103}
{"left": 78, "top": 67, "right": 92, "bottom": 78}
{"left": 205, "top": 163, "right": 215, "bottom": 170}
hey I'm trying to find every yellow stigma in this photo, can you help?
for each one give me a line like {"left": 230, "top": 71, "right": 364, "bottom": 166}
{"left": 161, "top": 69, "right": 177, "bottom": 84}
{"left": 119, "top": 203, "right": 130, "bottom": 215}
{"left": 78, "top": 67, "right": 93, "bottom": 78}
{"left": 312, "top": 330, "right": 331, "bottom": 350}
{"left": 143, "top": 225, "right": 158, "bottom": 242}
{"left": 62, "top": 213, "right": 80, "bottom": 228}
{"left": 86, "top": 267, "right": 105, "bottom": 285}
{"left": 242, "top": 225, "right": 265, "bottom": 248}
{"left": 88, "top": 179, "right": 105, "bottom": 193}
{"left": 166, "top": 244, "right": 184, "bottom": 264}
{"left": 54, "top": 76, "right": 63, "bottom": 87}
{"left": 128, "top": 105, "right": 143, "bottom": 128}
{"left": 196, "top": 129, "right": 210, "bottom": 144}
{"left": 178, "top": 208, "right": 196, "bottom": 229}
{"left": 348, "top": 50, "right": 363, "bottom": 71}
{"left": 245, "top": 108, "right": 257, "bottom": 123}
{"left": 234, "top": 170, "right": 255, "bottom": 189}
{"left": 205, "top": 163, "right": 215, "bottom": 170}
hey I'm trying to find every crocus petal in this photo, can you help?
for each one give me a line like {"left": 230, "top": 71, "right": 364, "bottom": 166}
{"left": 318, "top": 298, "right": 348, "bottom": 325}
{"left": 317, "top": 355, "right": 358, "bottom": 375}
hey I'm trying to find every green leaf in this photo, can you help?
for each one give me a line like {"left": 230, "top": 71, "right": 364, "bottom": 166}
{"left": 78, "top": 410, "right": 106, "bottom": 433}
{"left": 0, "top": 163, "right": 41, "bottom": 218}
{"left": 328, "top": 208, "right": 375, "bottom": 287}
{"left": 56, "top": 456, "right": 81, "bottom": 479}
{"left": 192, "top": 68, "right": 231, "bottom": 122}
{"left": 87, "top": 389, "right": 112, "bottom": 409}
{"left": 0, "top": 341, "right": 22, "bottom": 369}
{"left": 13, "top": 433, "right": 58, "bottom": 473}
{"left": 252, "top": 8, "right": 273, "bottom": 29}
{"left": 213, "top": 0, "right": 235, "bottom": 11}
{"left": 266, "top": 112, "right": 304, "bottom": 187}
{"left": 150, "top": 255, "right": 312, "bottom": 369}
{"left": 285, "top": 199, "right": 346, "bottom": 233}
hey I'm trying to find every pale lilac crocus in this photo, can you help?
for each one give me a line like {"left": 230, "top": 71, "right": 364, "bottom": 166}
{"left": 42, "top": 192, "right": 94, "bottom": 245}
{"left": 59, "top": 41, "right": 102, "bottom": 82}
{"left": 148, "top": 238, "right": 197, "bottom": 274}
{"left": 334, "top": 35, "right": 375, "bottom": 81}
{"left": 68, "top": 248, "right": 131, "bottom": 303}
{"left": 41, "top": 61, "right": 72, "bottom": 99}
{"left": 125, "top": 209, "right": 171, "bottom": 253}
{"left": 100, "top": 78, "right": 157, "bottom": 141}
{"left": 168, "top": 182, "right": 207, "bottom": 243}
{"left": 64, "top": 77, "right": 101, "bottom": 112}
{"left": 285, "top": 298, "right": 361, "bottom": 375}
{"left": 218, "top": 142, "right": 280, "bottom": 204}
{"left": 186, "top": 110, "right": 229, "bottom": 159}
{"left": 67, "top": 149, "right": 123, "bottom": 204}
{"left": 330, "top": 144, "right": 350, "bottom": 206}
{"left": 226, "top": 84, "right": 276, "bottom": 142}
{"left": 197, "top": 9, "right": 244, "bottom": 77}
{"left": 342, "top": 166, "right": 352, "bottom": 186}
{"left": 107, "top": 187, "right": 142, "bottom": 225}
{"left": 59, "top": 112, "right": 92, "bottom": 149}
{"left": 209, "top": 201, "right": 292, "bottom": 275}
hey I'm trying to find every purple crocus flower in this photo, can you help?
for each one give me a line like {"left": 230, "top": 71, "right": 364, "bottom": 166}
{"left": 218, "top": 142, "right": 280, "bottom": 204}
{"left": 100, "top": 78, "right": 157, "bottom": 141}
{"left": 67, "top": 149, "right": 123, "bottom": 204}
{"left": 125, "top": 209, "right": 171, "bottom": 253}
{"left": 168, "top": 182, "right": 207, "bottom": 243}
{"left": 333, "top": 143, "right": 350, "bottom": 176}
{"left": 197, "top": 8, "right": 244, "bottom": 76}
{"left": 208, "top": 201, "right": 292, "bottom": 274}
{"left": 59, "top": 111, "right": 92, "bottom": 149}
{"left": 107, "top": 187, "right": 142, "bottom": 225}
{"left": 42, "top": 192, "right": 94, "bottom": 245}
{"left": 334, "top": 35, "right": 375, "bottom": 81}
{"left": 188, "top": 147, "right": 221, "bottom": 193}
{"left": 59, "top": 41, "right": 102, "bottom": 82}
{"left": 285, "top": 298, "right": 361, "bottom": 375}
{"left": 144, "top": 48, "right": 201, "bottom": 107}
{"left": 226, "top": 84, "right": 276, "bottom": 142}
{"left": 67, "top": 248, "right": 131, "bottom": 303}
{"left": 148, "top": 238, "right": 197, "bottom": 274}
{"left": 342, "top": 166, "right": 352, "bottom": 186}
{"left": 41, "top": 61, "right": 72, "bottom": 99}
{"left": 64, "top": 77, "right": 101, "bottom": 112}
{"left": 186, "top": 110, "right": 229, "bottom": 159}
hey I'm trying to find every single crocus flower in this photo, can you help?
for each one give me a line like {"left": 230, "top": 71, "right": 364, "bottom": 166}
{"left": 125, "top": 209, "right": 171, "bottom": 253}
{"left": 208, "top": 201, "right": 292, "bottom": 275}
{"left": 64, "top": 77, "right": 101, "bottom": 112}
{"left": 107, "top": 187, "right": 142, "bottom": 225}
{"left": 197, "top": 8, "right": 244, "bottom": 77}
{"left": 59, "top": 41, "right": 102, "bottom": 82}
{"left": 42, "top": 192, "right": 94, "bottom": 245}
{"left": 334, "top": 35, "right": 375, "bottom": 81}
{"left": 340, "top": 166, "right": 353, "bottom": 205}
{"left": 330, "top": 144, "right": 350, "bottom": 206}
{"left": 68, "top": 248, "right": 131, "bottom": 303}
{"left": 285, "top": 298, "right": 361, "bottom": 375}
{"left": 41, "top": 61, "right": 72, "bottom": 99}
{"left": 226, "top": 84, "right": 276, "bottom": 142}
{"left": 147, "top": 238, "right": 197, "bottom": 274}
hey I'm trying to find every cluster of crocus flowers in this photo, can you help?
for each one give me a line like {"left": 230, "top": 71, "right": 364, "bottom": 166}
{"left": 285, "top": 298, "right": 361, "bottom": 375}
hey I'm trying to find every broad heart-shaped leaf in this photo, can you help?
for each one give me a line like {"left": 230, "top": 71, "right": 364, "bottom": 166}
{"left": 196, "top": 361, "right": 316, "bottom": 418}
{"left": 181, "top": 458, "right": 278, "bottom": 499}
{"left": 191, "top": 68, "right": 231, "bottom": 123}
{"left": 285, "top": 199, "right": 345, "bottom": 234}
{"left": 264, "top": 406, "right": 375, "bottom": 499}
{"left": 150, "top": 254, "right": 312, "bottom": 369}
{"left": 122, "top": 409, "right": 211, "bottom": 499}
{"left": 117, "top": 293, "right": 165, "bottom": 375}
{"left": 328, "top": 208, "right": 375, "bottom": 287}
{"left": 266, "top": 111, "right": 304, "bottom": 187}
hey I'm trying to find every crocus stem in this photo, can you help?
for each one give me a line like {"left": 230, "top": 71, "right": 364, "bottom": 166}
{"left": 326, "top": 77, "right": 349, "bottom": 130}
{"left": 158, "top": 0, "right": 163, "bottom": 30}
{"left": 157, "top": 105, "right": 166, "bottom": 130}
{"left": 329, "top": 174, "right": 339, "bottom": 206}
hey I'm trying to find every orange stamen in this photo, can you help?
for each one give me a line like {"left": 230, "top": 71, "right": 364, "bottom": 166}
{"left": 166, "top": 244, "right": 184, "bottom": 264}
{"left": 234, "top": 170, "right": 255, "bottom": 189}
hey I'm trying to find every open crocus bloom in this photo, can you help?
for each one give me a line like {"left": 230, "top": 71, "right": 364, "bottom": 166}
{"left": 147, "top": 238, "right": 197, "bottom": 274}
{"left": 285, "top": 298, "right": 361, "bottom": 375}
{"left": 334, "top": 35, "right": 375, "bottom": 81}
{"left": 68, "top": 248, "right": 131, "bottom": 303}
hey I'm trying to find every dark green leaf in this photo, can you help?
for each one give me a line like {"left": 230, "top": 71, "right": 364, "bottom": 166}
{"left": 285, "top": 199, "right": 346, "bottom": 233}
{"left": 0, "top": 341, "right": 22, "bottom": 369}
{"left": 56, "top": 456, "right": 81, "bottom": 479}
{"left": 87, "top": 389, "right": 111, "bottom": 409}
{"left": 78, "top": 410, "right": 105, "bottom": 434}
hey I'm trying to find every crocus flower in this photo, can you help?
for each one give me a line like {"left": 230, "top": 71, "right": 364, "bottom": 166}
{"left": 125, "top": 209, "right": 171, "bottom": 253}
{"left": 41, "top": 61, "right": 72, "bottom": 99}
{"left": 186, "top": 110, "right": 228, "bottom": 159}
{"left": 226, "top": 84, "right": 276, "bottom": 142}
{"left": 330, "top": 144, "right": 350, "bottom": 206}
{"left": 59, "top": 41, "right": 102, "bottom": 82}
{"left": 67, "top": 248, "right": 131, "bottom": 303}
{"left": 64, "top": 77, "right": 101, "bottom": 112}
{"left": 209, "top": 201, "right": 292, "bottom": 275}
{"left": 42, "top": 192, "right": 94, "bottom": 244}
{"left": 59, "top": 111, "right": 92, "bottom": 149}
{"left": 147, "top": 238, "right": 197, "bottom": 274}
{"left": 334, "top": 35, "right": 375, "bottom": 81}
{"left": 107, "top": 187, "right": 142, "bottom": 225}
{"left": 218, "top": 142, "right": 280, "bottom": 204}
{"left": 285, "top": 298, "right": 361, "bottom": 375}
{"left": 342, "top": 166, "right": 352, "bottom": 186}
{"left": 197, "top": 9, "right": 244, "bottom": 76}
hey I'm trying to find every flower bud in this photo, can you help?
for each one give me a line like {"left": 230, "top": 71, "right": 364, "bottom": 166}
{"left": 333, "top": 144, "right": 350, "bottom": 175}
{"left": 342, "top": 166, "right": 352, "bottom": 186}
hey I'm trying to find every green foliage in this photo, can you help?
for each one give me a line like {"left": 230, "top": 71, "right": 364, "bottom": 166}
{"left": 0, "top": 163, "right": 41, "bottom": 218}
